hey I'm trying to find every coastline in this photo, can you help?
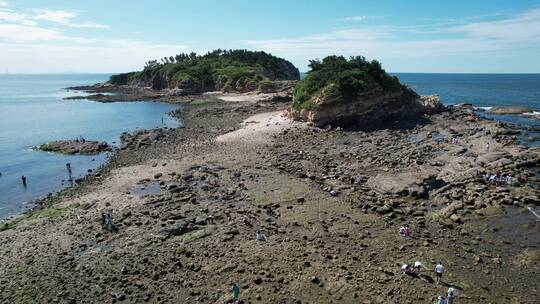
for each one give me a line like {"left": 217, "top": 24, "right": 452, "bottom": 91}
{"left": 1, "top": 85, "right": 538, "bottom": 303}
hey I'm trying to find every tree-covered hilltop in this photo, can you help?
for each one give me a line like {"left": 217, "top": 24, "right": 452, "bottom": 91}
{"left": 292, "top": 55, "right": 417, "bottom": 110}
{"left": 109, "top": 49, "right": 300, "bottom": 93}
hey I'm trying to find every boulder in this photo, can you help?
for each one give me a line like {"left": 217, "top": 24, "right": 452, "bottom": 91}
{"left": 488, "top": 106, "right": 535, "bottom": 115}
{"left": 366, "top": 168, "right": 441, "bottom": 198}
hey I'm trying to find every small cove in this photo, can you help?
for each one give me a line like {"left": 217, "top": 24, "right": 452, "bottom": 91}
{"left": 0, "top": 74, "right": 179, "bottom": 219}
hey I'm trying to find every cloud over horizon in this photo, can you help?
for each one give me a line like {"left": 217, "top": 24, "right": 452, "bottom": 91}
{"left": 243, "top": 7, "right": 540, "bottom": 72}
{"left": 0, "top": 1, "right": 189, "bottom": 73}
{"left": 0, "top": 1, "right": 539, "bottom": 73}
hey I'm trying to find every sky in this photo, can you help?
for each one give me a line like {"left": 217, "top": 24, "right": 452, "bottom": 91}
{"left": 0, "top": 0, "right": 539, "bottom": 73}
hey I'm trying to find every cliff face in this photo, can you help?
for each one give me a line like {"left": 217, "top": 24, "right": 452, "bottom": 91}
{"left": 290, "top": 87, "right": 432, "bottom": 127}
{"left": 108, "top": 50, "right": 300, "bottom": 94}
{"left": 290, "top": 90, "right": 444, "bottom": 127}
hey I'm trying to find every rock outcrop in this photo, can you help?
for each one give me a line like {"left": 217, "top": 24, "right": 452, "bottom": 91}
{"left": 38, "top": 140, "right": 110, "bottom": 155}
{"left": 288, "top": 56, "right": 444, "bottom": 127}
{"left": 488, "top": 106, "right": 536, "bottom": 115}
{"left": 289, "top": 90, "right": 443, "bottom": 127}
{"left": 120, "top": 128, "right": 167, "bottom": 149}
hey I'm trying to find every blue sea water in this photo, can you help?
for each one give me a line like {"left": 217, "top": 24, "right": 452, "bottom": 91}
{"left": 395, "top": 73, "right": 540, "bottom": 110}
{"left": 0, "top": 74, "right": 179, "bottom": 218}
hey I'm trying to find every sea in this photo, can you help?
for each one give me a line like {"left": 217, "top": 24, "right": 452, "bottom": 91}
{"left": 0, "top": 73, "right": 539, "bottom": 219}
{"left": 0, "top": 74, "right": 179, "bottom": 219}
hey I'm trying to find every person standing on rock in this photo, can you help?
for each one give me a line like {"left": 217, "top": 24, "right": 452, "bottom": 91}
{"left": 256, "top": 230, "right": 267, "bottom": 241}
{"left": 231, "top": 283, "right": 240, "bottom": 303}
{"left": 414, "top": 261, "right": 423, "bottom": 274}
{"left": 66, "top": 163, "right": 72, "bottom": 176}
{"left": 435, "top": 262, "right": 445, "bottom": 284}
{"left": 485, "top": 142, "right": 490, "bottom": 151}
{"left": 447, "top": 287, "right": 456, "bottom": 304}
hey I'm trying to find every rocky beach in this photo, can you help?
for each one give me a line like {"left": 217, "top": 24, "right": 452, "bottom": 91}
{"left": 1, "top": 80, "right": 539, "bottom": 303}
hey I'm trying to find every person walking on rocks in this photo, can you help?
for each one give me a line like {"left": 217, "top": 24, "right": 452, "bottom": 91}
{"left": 436, "top": 295, "right": 446, "bottom": 304}
{"left": 231, "top": 283, "right": 240, "bottom": 303}
{"left": 447, "top": 287, "right": 456, "bottom": 304}
{"left": 435, "top": 262, "right": 445, "bottom": 284}
{"left": 256, "top": 230, "right": 267, "bottom": 241}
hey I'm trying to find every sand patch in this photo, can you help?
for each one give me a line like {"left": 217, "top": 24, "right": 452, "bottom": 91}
{"left": 216, "top": 110, "right": 301, "bottom": 143}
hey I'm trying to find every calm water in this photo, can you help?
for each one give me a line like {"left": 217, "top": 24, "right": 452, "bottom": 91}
{"left": 0, "top": 74, "right": 179, "bottom": 218}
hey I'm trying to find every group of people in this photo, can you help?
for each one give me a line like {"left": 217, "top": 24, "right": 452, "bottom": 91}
{"left": 482, "top": 169, "right": 512, "bottom": 186}
{"left": 401, "top": 261, "right": 423, "bottom": 275}
{"left": 17, "top": 162, "right": 74, "bottom": 188}
{"left": 437, "top": 287, "right": 457, "bottom": 304}
{"left": 401, "top": 261, "right": 445, "bottom": 283}
{"left": 401, "top": 261, "right": 454, "bottom": 302}
{"left": 399, "top": 224, "right": 411, "bottom": 237}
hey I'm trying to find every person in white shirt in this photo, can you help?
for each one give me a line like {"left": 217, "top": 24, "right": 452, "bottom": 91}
{"left": 435, "top": 262, "right": 445, "bottom": 283}
{"left": 414, "top": 261, "right": 423, "bottom": 274}
{"left": 401, "top": 264, "right": 414, "bottom": 275}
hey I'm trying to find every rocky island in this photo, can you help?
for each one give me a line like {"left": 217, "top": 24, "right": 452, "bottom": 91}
{"left": 1, "top": 52, "right": 538, "bottom": 303}
{"left": 67, "top": 49, "right": 300, "bottom": 103}
{"left": 288, "top": 56, "right": 443, "bottom": 126}
{"left": 38, "top": 140, "right": 111, "bottom": 155}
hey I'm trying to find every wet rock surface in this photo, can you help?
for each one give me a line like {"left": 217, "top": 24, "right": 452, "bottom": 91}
{"left": 38, "top": 139, "right": 110, "bottom": 155}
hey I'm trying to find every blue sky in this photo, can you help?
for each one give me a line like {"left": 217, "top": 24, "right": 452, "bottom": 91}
{"left": 1, "top": 0, "right": 539, "bottom": 73}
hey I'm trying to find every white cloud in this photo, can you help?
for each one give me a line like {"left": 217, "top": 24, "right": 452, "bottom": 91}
{"left": 0, "top": 10, "right": 36, "bottom": 26}
{"left": 449, "top": 7, "right": 540, "bottom": 43}
{"left": 0, "top": 1, "right": 9, "bottom": 8}
{"left": 243, "top": 7, "right": 540, "bottom": 71}
{"left": 0, "top": 40, "right": 190, "bottom": 73}
{"left": 32, "top": 9, "right": 109, "bottom": 28}
{"left": 32, "top": 9, "right": 76, "bottom": 24}
{"left": 0, "top": 24, "right": 63, "bottom": 41}
{"left": 0, "top": 5, "right": 183, "bottom": 72}
{"left": 340, "top": 16, "right": 368, "bottom": 22}
{"left": 0, "top": 7, "right": 109, "bottom": 30}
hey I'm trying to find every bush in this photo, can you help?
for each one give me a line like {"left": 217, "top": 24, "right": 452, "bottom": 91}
{"left": 292, "top": 55, "right": 417, "bottom": 110}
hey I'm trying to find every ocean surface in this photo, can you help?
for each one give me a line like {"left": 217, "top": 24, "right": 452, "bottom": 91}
{"left": 0, "top": 74, "right": 179, "bottom": 219}
{"left": 1, "top": 73, "right": 539, "bottom": 219}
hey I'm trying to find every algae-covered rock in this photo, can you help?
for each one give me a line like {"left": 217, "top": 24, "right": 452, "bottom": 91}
{"left": 38, "top": 140, "right": 110, "bottom": 155}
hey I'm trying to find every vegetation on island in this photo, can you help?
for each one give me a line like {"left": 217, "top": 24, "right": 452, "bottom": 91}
{"left": 109, "top": 49, "right": 300, "bottom": 92}
{"left": 292, "top": 56, "right": 417, "bottom": 110}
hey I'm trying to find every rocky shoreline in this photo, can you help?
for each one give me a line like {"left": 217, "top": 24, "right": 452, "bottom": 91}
{"left": 0, "top": 87, "right": 538, "bottom": 303}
